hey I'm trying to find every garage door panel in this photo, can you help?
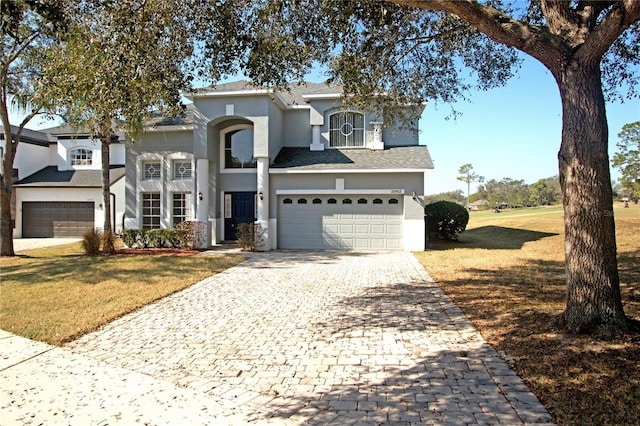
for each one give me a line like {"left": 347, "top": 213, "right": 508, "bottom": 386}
{"left": 23, "top": 202, "right": 94, "bottom": 238}
{"left": 279, "top": 195, "right": 403, "bottom": 250}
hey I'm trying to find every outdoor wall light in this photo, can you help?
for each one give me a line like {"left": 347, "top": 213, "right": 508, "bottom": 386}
{"left": 198, "top": 192, "right": 203, "bottom": 201}
{"left": 259, "top": 191, "right": 264, "bottom": 200}
{"left": 412, "top": 192, "right": 417, "bottom": 201}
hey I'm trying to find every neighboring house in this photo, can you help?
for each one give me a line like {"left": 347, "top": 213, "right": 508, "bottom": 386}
{"left": 1, "top": 124, "right": 126, "bottom": 238}
{"left": 126, "top": 81, "right": 434, "bottom": 251}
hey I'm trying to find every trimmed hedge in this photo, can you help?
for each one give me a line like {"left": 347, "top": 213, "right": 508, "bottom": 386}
{"left": 122, "top": 222, "right": 202, "bottom": 249}
{"left": 425, "top": 200, "right": 469, "bottom": 241}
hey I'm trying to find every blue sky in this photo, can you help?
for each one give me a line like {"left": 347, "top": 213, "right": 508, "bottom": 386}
{"left": 420, "top": 56, "right": 639, "bottom": 195}
{"left": 10, "top": 56, "right": 639, "bottom": 197}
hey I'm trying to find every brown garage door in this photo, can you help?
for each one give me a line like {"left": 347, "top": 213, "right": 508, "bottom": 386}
{"left": 22, "top": 202, "right": 95, "bottom": 238}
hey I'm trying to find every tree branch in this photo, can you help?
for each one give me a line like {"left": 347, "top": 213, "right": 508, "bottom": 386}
{"left": 391, "top": 0, "right": 569, "bottom": 72}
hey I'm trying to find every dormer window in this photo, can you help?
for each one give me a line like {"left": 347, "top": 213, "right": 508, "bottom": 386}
{"left": 71, "top": 148, "right": 93, "bottom": 166}
{"left": 329, "top": 111, "right": 364, "bottom": 148}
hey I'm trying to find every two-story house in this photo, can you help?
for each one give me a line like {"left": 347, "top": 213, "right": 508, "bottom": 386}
{"left": 2, "top": 124, "right": 126, "bottom": 238}
{"left": 125, "top": 81, "right": 433, "bottom": 251}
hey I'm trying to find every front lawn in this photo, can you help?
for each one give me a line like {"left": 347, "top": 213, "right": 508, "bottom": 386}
{"left": 414, "top": 203, "right": 640, "bottom": 425}
{"left": 0, "top": 244, "right": 244, "bottom": 345}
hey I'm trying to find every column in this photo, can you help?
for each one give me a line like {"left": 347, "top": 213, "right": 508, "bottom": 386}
{"left": 256, "top": 157, "right": 270, "bottom": 251}
{"left": 310, "top": 125, "right": 324, "bottom": 151}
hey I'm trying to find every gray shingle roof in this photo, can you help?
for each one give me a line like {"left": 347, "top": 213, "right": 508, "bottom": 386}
{"left": 271, "top": 146, "right": 433, "bottom": 171}
{"left": 190, "top": 80, "right": 341, "bottom": 106}
{"left": 14, "top": 165, "right": 125, "bottom": 187}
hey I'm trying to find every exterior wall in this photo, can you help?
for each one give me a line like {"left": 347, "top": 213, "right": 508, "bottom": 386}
{"left": 268, "top": 102, "right": 284, "bottom": 160}
{"left": 383, "top": 122, "right": 419, "bottom": 147}
{"left": 57, "top": 138, "right": 102, "bottom": 171}
{"left": 9, "top": 142, "right": 50, "bottom": 180}
{"left": 14, "top": 187, "right": 102, "bottom": 238}
{"left": 282, "top": 109, "right": 311, "bottom": 148}
{"left": 124, "top": 130, "right": 194, "bottom": 230}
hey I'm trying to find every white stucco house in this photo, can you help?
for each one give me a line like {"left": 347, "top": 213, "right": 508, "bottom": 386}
{"left": 125, "top": 81, "right": 434, "bottom": 251}
{"left": 1, "top": 124, "right": 126, "bottom": 238}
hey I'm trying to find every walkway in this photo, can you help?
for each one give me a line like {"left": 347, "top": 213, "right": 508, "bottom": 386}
{"left": 1, "top": 251, "right": 553, "bottom": 425}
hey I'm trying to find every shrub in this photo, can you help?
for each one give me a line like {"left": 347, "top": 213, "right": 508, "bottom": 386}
{"left": 144, "top": 228, "right": 176, "bottom": 248}
{"left": 175, "top": 221, "right": 201, "bottom": 249}
{"left": 425, "top": 200, "right": 469, "bottom": 241}
{"left": 82, "top": 228, "right": 102, "bottom": 256}
{"left": 237, "top": 222, "right": 255, "bottom": 251}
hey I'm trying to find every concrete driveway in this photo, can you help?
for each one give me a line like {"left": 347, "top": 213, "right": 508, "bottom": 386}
{"left": 12, "top": 238, "right": 81, "bottom": 252}
{"left": 1, "top": 251, "right": 553, "bottom": 425}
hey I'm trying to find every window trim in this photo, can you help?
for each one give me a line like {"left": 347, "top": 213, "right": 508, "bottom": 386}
{"left": 171, "top": 192, "right": 192, "bottom": 226}
{"left": 328, "top": 111, "right": 365, "bottom": 149}
{"left": 220, "top": 124, "right": 256, "bottom": 173}
{"left": 70, "top": 148, "right": 93, "bottom": 167}
{"left": 172, "top": 160, "right": 192, "bottom": 180}
{"left": 141, "top": 192, "right": 161, "bottom": 229}
{"left": 142, "top": 160, "right": 162, "bottom": 181}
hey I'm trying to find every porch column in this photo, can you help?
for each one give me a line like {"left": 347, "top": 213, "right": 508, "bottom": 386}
{"left": 256, "top": 156, "right": 270, "bottom": 251}
{"left": 194, "top": 158, "right": 210, "bottom": 248}
{"left": 310, "top": 125, "right": 324, "bottom": 151}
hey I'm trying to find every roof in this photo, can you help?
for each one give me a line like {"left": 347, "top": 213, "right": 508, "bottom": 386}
{"left": 0, "top": 125, "right": 54, "bottom": 146}
{"left": 145, "top": 103, "right": 195, "bottom": 127}
{"left": 14, "top": 165, "right": 125, "bottom": 187}
{"left": 188, "top": 80, "right": 342, "bottom": 106}
{"left": 271, "top": 146, "right": 434, "bottom": 171}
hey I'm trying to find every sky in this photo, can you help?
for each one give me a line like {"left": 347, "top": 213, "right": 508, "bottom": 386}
{"left": 9, "top": 56, "right": 639, "bottom": 197}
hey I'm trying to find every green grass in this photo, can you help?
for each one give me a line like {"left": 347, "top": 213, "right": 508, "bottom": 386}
{"left": 414, "top": 203, "right": 640, "bottom": 425}
{"left": 0, "top": 243, "right": 244, "bottom": 345}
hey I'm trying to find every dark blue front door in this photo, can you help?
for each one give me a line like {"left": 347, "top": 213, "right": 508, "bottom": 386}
{"left": 224, "top": 192, "right": 256, "bottom": 240}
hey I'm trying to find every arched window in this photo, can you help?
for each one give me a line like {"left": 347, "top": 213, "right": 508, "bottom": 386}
{"left": 373, "top": 198, "right": 383, "bottom": 204}
{"left": 283, "top": 198, "right": 293, "bottom": 204}
{"left": 328, "top": 198, "right": 337, "bottom": 204}
{"left": 389, "top": 198, "right": 399, "bottom": 204}
{"left": 343, "top": 198, "right": 352, "bottom": 204}
{"left": 312, "top": 198, "right": 322, "bottom": 204}
{"left": 224, "top": 128, "right": 256, "bottom": 168}
{"left": 358, "top": 198, "right": 367, "bottom": 204}
{"left": 329, "top": 111, "right": 365, "bottom": 148}
{"left": 298, "top": 198, "right": 307, "bottom": 204}
{"left": 70, "top": 148, "right": 93, "bottom": 166}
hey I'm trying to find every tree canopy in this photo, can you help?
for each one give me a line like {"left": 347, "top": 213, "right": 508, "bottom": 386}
{"left": 612, "top": 121, "right": 640, "bottom": 201}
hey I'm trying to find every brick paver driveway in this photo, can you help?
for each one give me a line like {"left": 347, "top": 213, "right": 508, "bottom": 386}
{"left": 68, "top": 251, "right": 552, "bottom": 425}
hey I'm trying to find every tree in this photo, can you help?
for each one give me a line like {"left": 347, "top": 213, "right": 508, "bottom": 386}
{"left": 457, "top": 163, "right": 484, "bottom": 205}
{"left": 1, "top": 0, "right": 67, "bottom": 256}
{"left": 38, "top": 0, "right": 194, "bottom": 250}
{"left": 612, "top": 121, "right": 640, "bottom": 202}
{"left": 191, "top": 0, "right": 639, "bottom": 334}
{"left": 424, "top": 189, "right": 465, "bottom": 205}
{"left": 530, "top": 177, "right": 559, "bottom": 206}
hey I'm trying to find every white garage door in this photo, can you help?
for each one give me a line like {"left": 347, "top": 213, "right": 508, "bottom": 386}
{"left": 278, "top": 195, "right": 403, "bottom": 250}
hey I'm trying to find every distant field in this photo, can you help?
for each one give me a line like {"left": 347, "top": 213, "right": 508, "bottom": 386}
{"left": 415, "top": 203, "right": 639, "bottom": 425}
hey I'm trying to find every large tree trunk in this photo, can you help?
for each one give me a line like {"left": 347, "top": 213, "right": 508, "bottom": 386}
{"left": 1, "top": 112, "right": 16, "bottom": 257}
{"left": 556, "top": 60, "right": 628, "bottom": 333}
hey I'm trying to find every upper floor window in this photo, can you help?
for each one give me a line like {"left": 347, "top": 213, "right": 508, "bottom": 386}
{"left": 225, "top": 128, "right": 256, "bottom": 169}
{"left": 71, "top": 148, "right": 93, "bottom": 166}
{"left": 143, "top": 161, "right": 161, "bottom": 180}
{"left": 172, "top": 160, "right": 192, "bottom": 180}
{"left": 329, "top": 111, "right": 365, "bottom": 148}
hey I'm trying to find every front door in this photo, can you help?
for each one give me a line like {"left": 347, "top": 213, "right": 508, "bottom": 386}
{"left": 224, "top": 192, "right": 256, "bottom": 240}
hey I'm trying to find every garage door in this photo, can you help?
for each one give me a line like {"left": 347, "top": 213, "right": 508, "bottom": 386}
{"left": 22, "top": 202, "right": 95, "bottom": 238}
{"left": 278, "top": 195, "right": 403, "bottom": 250}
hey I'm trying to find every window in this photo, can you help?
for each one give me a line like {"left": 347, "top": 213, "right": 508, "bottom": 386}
{"left": 172, "top": 193, "right": 192, "bottom": 226}
{"left": 389, "top": 198, "right": 399, "bottom": 204}
{"left": 329, "top": 111, "right": 365, "bottom": 148}
{"left": 373, "top": 198, "right": 383, "bottom": 204}
{"left": 173, "top": 160, "right": 192, "bottom": 180}
{"left": 358, "top": 198, "right": 367, "bottom": 204}
{"left": 343, "top": 198, "right": 352, "bottom": 204}
{"left": 225, "top": 129, "right": 256, "bottom": 168}
{"left": 312, "top": 198, "right": 322, "bottom": 204}
{"left": 328, "top": 198, "right": 337, "bottom": 204}
{"left": 71, "top": 148, "right": 93, "bottom": 166}
{"left": 143, "top": 161, "right": 161, "bottom": 180}
{"left": 142, "top": 193, "right": 161, "bottom": 229}
{"left": 298, "top": 198, "right": 308, "bottom": 204}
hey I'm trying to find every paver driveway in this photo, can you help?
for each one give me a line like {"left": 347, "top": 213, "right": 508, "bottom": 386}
{"left": 67, "top": 251, "right": 552, "bottom": 425}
